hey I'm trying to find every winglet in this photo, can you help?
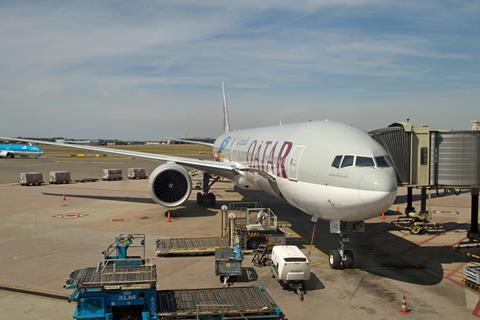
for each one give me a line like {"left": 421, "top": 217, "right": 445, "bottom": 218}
{"left": 222, "top": 81, "right": 230, "bottom": 132}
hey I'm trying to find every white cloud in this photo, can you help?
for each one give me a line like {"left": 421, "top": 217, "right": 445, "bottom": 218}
{"left": 0, "top": 1, "right": 478, "bottom": 138}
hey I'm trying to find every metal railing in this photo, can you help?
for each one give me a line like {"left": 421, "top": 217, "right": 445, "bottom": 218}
{"left": 228, "top": 201, "right": 262, "bottom": 212}
{"left": 99, "top": 258, "right": 156, "bottom": 287}
{"left": 230, "top": 206, "right": 278, "bottom": 230}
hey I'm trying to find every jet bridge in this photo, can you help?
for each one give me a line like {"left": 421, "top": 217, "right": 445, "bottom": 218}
{"left": 370, "top": 122, "right": 480, "bottom": 239}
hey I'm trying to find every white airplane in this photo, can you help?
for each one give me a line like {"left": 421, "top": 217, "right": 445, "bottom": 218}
{"left": 1, "top": 83, "right": 397, "bottom": 269}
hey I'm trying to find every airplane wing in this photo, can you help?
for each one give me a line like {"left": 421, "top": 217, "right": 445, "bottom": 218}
{"left": 166, "top": 138, "right": 214, "bottom": 147}
{"left": 0, "top": 137, "right": 237, "bottom": 179}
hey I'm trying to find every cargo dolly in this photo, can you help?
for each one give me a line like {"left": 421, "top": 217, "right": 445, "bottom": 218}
{"left": 156, "top": 237, "right": 228, "bottom": 256}
{"left": 157, "top": 286, "right": 283, "bottom": 319}
{"left": 65, "top": 234, "right": 285, "bottom": 320}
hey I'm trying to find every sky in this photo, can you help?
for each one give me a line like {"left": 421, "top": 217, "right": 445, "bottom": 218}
{"left": 0, "top": 0, "right": 479, "bottom": 139}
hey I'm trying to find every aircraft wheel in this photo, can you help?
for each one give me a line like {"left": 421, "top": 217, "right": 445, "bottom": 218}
{"left": 207, "top": 193, "right": 216, "bottom": 206}
{"left": 329, "top": 250, "right": 342, "bottom": 269}
{"left": 196, "top": 192, "right": 204, "bottom": 205}
{"left": 343, "top": 250, "right": 354, "bottom": 269}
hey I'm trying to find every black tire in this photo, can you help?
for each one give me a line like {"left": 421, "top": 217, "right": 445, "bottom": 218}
{"left": 207, "top": 193, "right": 216, "bottom": 206}
{"left": 196, "top": 192, "right": 204, "bottom": 205}
{"left": 329, "top": 250, "right": 342, "bottom": 269}
{"left": 343, "top": 250, "right": 354, "bottom": 269}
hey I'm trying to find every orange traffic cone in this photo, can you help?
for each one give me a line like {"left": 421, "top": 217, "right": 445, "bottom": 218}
{"left": 63, "top": 193, "right": 67, "bottom": 201}
{"left": 396, "top": 206, "right": 400, "bottom": 213}
{"left": 381, "top": 212, "right": 385, "bottom": 220}
{"left": 167, "top": 211, "right": 171, "bottom": 223}
{"left": 399, "top": 294, "right": 410, "bottom": 314}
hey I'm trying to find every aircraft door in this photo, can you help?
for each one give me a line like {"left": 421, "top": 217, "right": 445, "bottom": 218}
{"left": 288, "top": 145, "right": 305, "bottom": 181}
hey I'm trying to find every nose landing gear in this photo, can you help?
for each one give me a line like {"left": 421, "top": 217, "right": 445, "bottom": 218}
{"left": 328, "top": 221, "right": 363, "bottom": 269}
{"left": 328, "top": 233, "right": 354, "bottom": 269}
{"left": 196, "top": 173, "right": 219, "bottom": 206}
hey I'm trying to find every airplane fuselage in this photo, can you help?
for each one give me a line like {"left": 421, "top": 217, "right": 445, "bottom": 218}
{"left": 0, "top": 144, "right": 44, "bottom": 158}
{"left": 212, "top": 120, "right": 397, "bottom": 222}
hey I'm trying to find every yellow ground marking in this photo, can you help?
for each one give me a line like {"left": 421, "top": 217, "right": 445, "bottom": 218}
{"left": 304, "top": 244, "right": 329, "bottom": 259}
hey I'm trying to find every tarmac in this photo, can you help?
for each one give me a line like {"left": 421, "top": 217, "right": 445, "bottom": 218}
{"left": 0, "top": 153, "right": 479, "bottom": 319}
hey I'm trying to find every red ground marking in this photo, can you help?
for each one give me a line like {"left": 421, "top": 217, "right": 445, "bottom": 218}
{"left": 445, "top": 263, "right": 467, "bottom": 279}
{"left": 444, "top": 275, "right": 463, "bottom": 286}
{"left": 395, "top": 219, "right": 470, "bottom": 255}
{"left": 450, "top": 235, "right": 469, "bottom": 247}
{"left": 473, "top": 298, "right": 480, "bottom": 318}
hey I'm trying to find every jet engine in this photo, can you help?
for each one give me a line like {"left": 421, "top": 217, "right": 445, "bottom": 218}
{"left": 0, "top": 151, "right": 13, "bottom": 158}
{"left": 148, "top": 162, "right": 192, "bottom": 207}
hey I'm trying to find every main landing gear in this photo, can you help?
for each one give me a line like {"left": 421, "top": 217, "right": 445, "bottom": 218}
{"left": 328, "top": 221, "right": 363, "bottom": 270}
{"left": 196, "top": 173, "right": 219, "bottom": 206}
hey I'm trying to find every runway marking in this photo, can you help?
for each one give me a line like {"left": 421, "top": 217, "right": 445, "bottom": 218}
{"left": 304, "top": 244, "right": 329, "bottom": 259}
{"left": 444, "top": 275, "right": 463, "bottom": 286}
{"left": 395, "top": 219, "right": 470, "bottom": 255}
{"left": 285, "top": 228, "right": 302, "bottom": 238}
{"left": 445, "top": 262, "right": 467, "bottom": 279}
{"left": 473, "top": 298, "right": 480, "bottom": 317}
{"left": 451, "top": 235, "right": 469, "bottom": 247}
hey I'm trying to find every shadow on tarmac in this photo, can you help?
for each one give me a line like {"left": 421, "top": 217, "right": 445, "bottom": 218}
{"left": 237, "top": 189, "right": 472, "bottom": 286}
{"left": 43, "top": 192, "right": 156, "bottom": 204}
{"left": 41, "top": 192, "right": 218, "bottom": 217}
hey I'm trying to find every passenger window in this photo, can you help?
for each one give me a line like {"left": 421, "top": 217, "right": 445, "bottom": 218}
{"left": 375, "top": 156, "right": 390, "bottom": 168}
{"left": 331, "top": 155, "right": 343, "bottom": 168}
{"left": 356, "top": 156, "right": 375, "bottom": 167}
{"left": 341, "top": 155, "right": 354, "bottom": 168}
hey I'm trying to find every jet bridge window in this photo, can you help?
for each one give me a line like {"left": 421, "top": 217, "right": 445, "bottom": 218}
{"left": 341, "top": 155, "right": 354, "bottom": 168}
{"left": 375, "top": 156, "right": 391, "bottom": 168}
{"left": 355, "top": 156, "right": 375, "bottom": 167}
{"left": 331, "top": 155, "right": 343, "bottom": 168}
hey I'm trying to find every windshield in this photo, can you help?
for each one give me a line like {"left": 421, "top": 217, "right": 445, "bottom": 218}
{"left": 375, "top": 156, "right": 391, "bottom": 168}
{"left": 356, "top": 156, "right": 375, "bottom": 167}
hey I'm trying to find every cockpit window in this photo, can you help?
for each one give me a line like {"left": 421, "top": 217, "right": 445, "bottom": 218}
{"left": 356, "top": 156, "right": 375, "bottom": 167}
{"left": 341, "top": 155, "right": 354, "bottom": 168}
{"left": 331, "top": 155, "right": 343, "bottom": 168}
{"left": 375, "top": 156, "right": 390, "bottom": 168}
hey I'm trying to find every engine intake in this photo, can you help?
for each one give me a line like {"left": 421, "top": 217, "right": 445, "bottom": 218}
{"left": 149, "top": 163, "right": 192, "bottom": 207}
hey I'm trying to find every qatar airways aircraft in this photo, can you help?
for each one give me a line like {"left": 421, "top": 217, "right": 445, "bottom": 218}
{"left": 1, "top": 83, "right": 397, "bottom": 269}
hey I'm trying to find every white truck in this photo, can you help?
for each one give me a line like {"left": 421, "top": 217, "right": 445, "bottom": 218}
{"left": 270, "top": 245, "right": 310, "bottom": 300}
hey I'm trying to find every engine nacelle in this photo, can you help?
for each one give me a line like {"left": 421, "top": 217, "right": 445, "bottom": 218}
{"left": 0, "top": 151, "right": 13, "bottom": 158}
{"left": 148, "top": 163, "right": 192, "bottom": 207}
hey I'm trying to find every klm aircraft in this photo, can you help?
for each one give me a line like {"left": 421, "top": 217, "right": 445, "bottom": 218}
{"left": 0, "top": 143, "right": 44, "bottom": 158}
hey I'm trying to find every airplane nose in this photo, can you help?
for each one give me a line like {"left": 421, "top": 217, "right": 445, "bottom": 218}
{"left": 360, "top": 169, "right": 397, "bottom": 193}
{"left": 358, "top": 169, "right": 397, "bottom": 216}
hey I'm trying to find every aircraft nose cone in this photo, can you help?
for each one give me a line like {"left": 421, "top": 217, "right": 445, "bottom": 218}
{"left": 360, "top": 169, "right": 397, "bottom": 193}
{"left": 358, "top": 170, "right": 397, "bottom": 215}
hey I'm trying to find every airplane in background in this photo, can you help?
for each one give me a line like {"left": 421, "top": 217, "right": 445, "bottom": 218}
{"left": 1, "top": 82, "right": 397, "bottom": 269}
{"left": 0, "top": 143, "right": 44, "bottom": 158}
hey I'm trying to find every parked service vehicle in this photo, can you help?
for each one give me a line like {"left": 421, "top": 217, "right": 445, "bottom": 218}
{"left": 271, "top": 245, "right": 310, "bottom": 300}
{"left": 102, "top": 168, "right": 123, "bottom": 181}
{"left": 20, "top": 172, "right": 43, "bottom": 186}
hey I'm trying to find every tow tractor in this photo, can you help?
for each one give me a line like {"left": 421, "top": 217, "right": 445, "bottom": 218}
{"left": 65, "top": 234, "right": 285, "bottom": 320}
{"left": 214, "top": 246, "right": 244, "bottom": 285}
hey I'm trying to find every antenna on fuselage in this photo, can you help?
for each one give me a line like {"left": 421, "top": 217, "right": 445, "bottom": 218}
{"left": 222, "top": 81, "right": 230, "bottom": 133}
